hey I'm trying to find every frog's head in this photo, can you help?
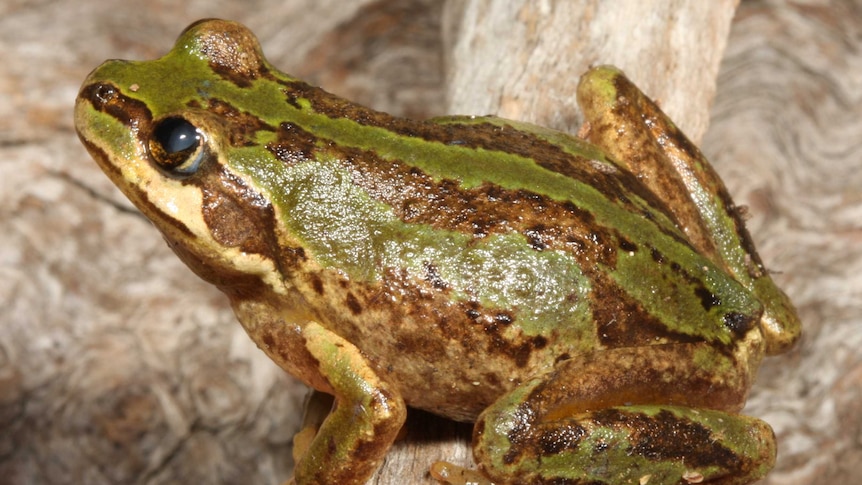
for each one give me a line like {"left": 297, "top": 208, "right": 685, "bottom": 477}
{"left": 74, "top": 19, "right": 301, "bottom": 297}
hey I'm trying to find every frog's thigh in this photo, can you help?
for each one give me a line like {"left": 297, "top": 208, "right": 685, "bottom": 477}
{"left": 473, "top": 345, "right": 775, "bottom": 484}
{"left": 292, "top": 322, "right": 406, "bottom": 485}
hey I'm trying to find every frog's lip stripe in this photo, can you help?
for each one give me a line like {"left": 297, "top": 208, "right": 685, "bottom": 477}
{"left": 85, "top": 140, "right": 197, "bottom": 241}
{"left": 78, "top": 83, "right": 196, "bottom": 240}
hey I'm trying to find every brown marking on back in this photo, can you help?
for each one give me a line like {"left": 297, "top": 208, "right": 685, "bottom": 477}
{"left": 588, "top": 268, "right": 703, "bottom": 348}
{"left": 266, "top": 122, "right": 322, "bottom": 165}
{"left": 78, "top": 83, "right": 196, "bottom": 241}
{"left": 307, "top": 273, "right": 325, "bottom": 295}
{"left": 341, "top": 145, "right": 622, "bottom": 269}
{"left": 345, "top": 292, "right": 363, "bottom": 315}
{"left": 259, "top": 118, "right": 632, "bottom": 277}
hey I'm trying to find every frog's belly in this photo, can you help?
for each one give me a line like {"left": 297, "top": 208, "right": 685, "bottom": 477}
{"left": 296, "top": 257, "right": 730, "bottom": 421}
{"left": 329, "top": 302, "right": 588, "bottom": 422}
{"left": 364, "top": 330, "right": 562, "bottom": 422}
{"left": 358, "top": 322, "right": 751, "bottom": 423}
{"left": 309, "top": 282, "right": 577, "bottom": 421}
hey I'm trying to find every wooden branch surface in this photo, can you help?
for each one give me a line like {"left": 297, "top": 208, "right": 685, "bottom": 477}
{"left": 444, "top": 0, "right": 740, "bottom": 141}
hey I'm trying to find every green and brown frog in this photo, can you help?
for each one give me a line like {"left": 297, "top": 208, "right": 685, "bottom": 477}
{"left": 74, "top": 19, "right": 800, "bottom": 485}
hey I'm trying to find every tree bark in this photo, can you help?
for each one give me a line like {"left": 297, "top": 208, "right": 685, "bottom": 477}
{"left": 444, "top": 0, "right": 739, "bottom": 142}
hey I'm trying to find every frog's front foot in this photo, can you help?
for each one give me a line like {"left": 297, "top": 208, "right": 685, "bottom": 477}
{"left": 291, "top": 323, "right": 407, "bottom": 485}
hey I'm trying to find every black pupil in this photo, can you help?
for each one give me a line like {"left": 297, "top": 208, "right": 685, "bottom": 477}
{"left": 154, "top": 117, "right": 200, "bottom": 154}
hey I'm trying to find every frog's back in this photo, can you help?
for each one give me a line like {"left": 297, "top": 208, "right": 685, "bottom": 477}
{"left": 242, "top": 96, "right": 763, "bottom": 419}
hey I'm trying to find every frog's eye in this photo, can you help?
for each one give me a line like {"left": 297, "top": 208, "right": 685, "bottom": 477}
{"left": 149, "top": 116, "right": 206, "bottom": 177}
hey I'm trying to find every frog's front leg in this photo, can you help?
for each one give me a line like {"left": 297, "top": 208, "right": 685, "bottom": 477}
{"left": 470, "top": 345, "right": 777, "bottom": 485}
{"left": 288, "top": 322, "right": 406, "bottom": 485}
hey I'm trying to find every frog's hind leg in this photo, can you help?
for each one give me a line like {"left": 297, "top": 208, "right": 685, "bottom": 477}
{"left": 472, "top": 345, "right": 777, "bottom": 484}
{"left": 475, "top": 401, "right": 776, "bottom": 485}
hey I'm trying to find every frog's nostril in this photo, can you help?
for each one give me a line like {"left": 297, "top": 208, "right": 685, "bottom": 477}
{"left": 81, "top": 83, "right": 119, "bottom": 109}
{"left": 96, "top": 84, "right": 117, "bottom": 104}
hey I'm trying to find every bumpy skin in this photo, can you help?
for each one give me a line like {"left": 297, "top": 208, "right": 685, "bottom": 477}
{"left": 74, "top": 19, "right": 800, "bottom": 485}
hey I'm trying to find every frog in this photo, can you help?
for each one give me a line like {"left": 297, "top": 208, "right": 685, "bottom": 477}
{"left": 74, "top": 19, "right": 801, "bottom": 485}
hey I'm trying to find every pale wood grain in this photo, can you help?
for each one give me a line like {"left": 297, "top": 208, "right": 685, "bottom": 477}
{"left": 443, "top": 0, "right": 740, "bottom": 142}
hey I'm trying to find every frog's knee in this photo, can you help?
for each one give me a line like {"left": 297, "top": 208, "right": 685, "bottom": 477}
{"left": 471, "top": 391, "right": 544, "bottom": 482}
